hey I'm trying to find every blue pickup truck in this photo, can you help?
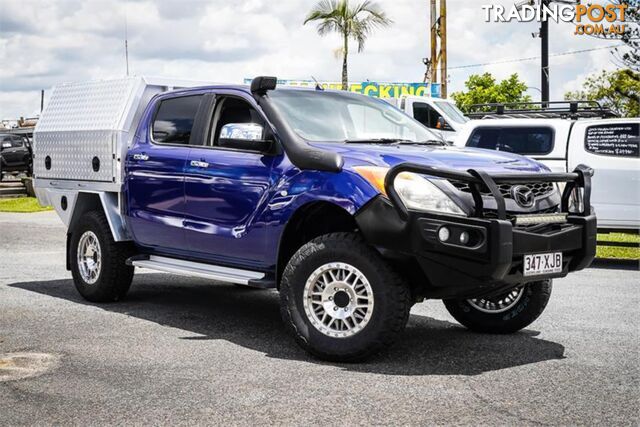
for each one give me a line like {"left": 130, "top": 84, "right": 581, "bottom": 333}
{"left": 34, "top": 77, "right": 596, "bottom": 361}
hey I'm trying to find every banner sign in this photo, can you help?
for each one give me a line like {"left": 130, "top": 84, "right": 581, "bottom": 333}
{"left": 243, "top": 79, "right": 441, "bottom": 99}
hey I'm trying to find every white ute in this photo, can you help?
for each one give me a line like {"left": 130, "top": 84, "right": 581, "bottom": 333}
{"left": 455, "top": 102, "right": 639, "bottom": 231}
{"left": 385, "top": 96, "right": 468, "bottom": 143}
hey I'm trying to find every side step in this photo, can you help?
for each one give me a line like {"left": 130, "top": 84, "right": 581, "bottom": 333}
{"left": 128, "top": 255, "right": 274, "bottom": 288}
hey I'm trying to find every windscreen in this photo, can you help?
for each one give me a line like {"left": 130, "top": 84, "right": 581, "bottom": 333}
{"left": 434, "top": 101, "right": 469, "bottom": 124}
{"left": 268, "top": 90, "right": 437, "bottom": 142}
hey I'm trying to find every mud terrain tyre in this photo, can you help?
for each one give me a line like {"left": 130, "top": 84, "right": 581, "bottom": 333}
{"left": 70, "top": 210, "right": 134, "bottom": 302}
{"left": 443, "top": 280, "right": 552, "bottom": 334}
{"left": 280, "top": 232, "right": 411, "bottom": 362}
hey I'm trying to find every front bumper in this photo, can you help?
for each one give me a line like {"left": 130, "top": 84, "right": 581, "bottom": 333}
{"left": 355, "top": 164, "right": 597, "bottom": 299}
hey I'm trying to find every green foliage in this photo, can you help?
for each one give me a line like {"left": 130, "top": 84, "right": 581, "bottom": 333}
{"left": 565, "top": 69, "right": 640, "bottom": 118}
{"left": 613, "top": 0, "right": 639, "bottom": 71}
{"left": 451, "top": 73, "right": 532, "bottom": 113}
{"left": 304, "top": 0, "right": 392, "bottom": 90}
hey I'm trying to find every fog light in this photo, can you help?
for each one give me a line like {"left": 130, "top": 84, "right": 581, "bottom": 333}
{"left": 438, "top": 227, "right": 450, "bottom": 242}
{"left": 460, "top": 231, "right": 470, "bottom": 245}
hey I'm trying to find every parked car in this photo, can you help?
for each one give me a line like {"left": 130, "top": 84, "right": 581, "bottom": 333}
{"left": 455, "top": 102, "right": 639, "bottom": 231}
{"left": 34, "top": 77, "right": 596, "bottom": 361}
{"left": 0, "top": 133, "right": 32, "bottom": 181}
{"left": 385, "top": 96, "right": 468, "bottom": 143}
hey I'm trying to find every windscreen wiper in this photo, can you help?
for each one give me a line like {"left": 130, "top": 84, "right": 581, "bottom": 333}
{"left": 343, "top": 138, "right": 413, "bottom": 144}
{"left": 396, "top": 139, "right": 447, "bottom": 146}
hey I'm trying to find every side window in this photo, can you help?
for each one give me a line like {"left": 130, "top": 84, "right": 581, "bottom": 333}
{"left": 468, "top": 127, "right": 554, "bottom": 155}
{"left": 412, "top": 102, "right": 442, "bottom": 129}
{"left": 210, "top": 97, "right": 268, "bottom": 146}
{"left": 584, "top": 123, "right": 639, "bottom": 158}
{"left": 152, "top": 95, "right": 203, "bottom": 145}
{"left": 11, "top": 136, "right": 24, "bottom": 147}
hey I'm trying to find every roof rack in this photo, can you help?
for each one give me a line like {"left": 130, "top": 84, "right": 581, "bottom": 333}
{"left": 466, "top": 100, "right": 619, "bottom": 120}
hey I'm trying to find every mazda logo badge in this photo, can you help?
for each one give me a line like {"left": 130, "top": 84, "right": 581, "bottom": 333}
{"left": 511, "top": 185, "right": 535, "bottom": 208}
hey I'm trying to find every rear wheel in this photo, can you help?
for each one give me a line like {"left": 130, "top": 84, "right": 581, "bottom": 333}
{"left": 280, "top": 233, "right": 410, "bottom": 362}
{"left": 443, "top": 280, "right": 552, "bottom": 334}
{"left": 70, "top": 210, "right": 134, "bottom": 302}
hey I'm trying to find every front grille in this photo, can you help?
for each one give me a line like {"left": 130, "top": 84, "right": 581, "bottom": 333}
{"left": 451, "top": 181, "right": 555, "bottom": 200}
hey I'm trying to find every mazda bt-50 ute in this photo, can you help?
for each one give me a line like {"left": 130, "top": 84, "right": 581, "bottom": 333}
{"left": 33, "top": 77, "right": 596, "bottom": 361}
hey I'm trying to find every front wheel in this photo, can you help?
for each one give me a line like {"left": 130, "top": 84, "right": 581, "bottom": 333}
{"left": 443, "top": 280, "right": 552, "bottom": 334}
{"left": 280, "top": 233, "right": 411, "bottom": 362}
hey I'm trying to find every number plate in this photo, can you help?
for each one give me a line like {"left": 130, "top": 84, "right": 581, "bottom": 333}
{"left": 523, "top": 252, "right": 563, "bottom": 277}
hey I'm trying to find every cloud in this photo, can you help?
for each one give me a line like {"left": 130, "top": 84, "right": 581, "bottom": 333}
{"left": 0, "top": 0, "right": 628, "bottom": 118}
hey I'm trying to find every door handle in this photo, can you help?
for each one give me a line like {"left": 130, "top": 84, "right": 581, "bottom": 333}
{"left": 190, "top": 160, "right": 209, "bottom": 168}
{"left": 132, "top": 153, "right": 149, "bottom": 161}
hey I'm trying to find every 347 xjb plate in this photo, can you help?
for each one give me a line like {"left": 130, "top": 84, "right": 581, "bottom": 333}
{"left": 524, "top": 252, "right": 563, "bottom": 277}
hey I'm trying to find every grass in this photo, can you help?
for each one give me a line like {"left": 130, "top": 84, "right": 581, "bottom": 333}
{"left": 0, "top": 197, "right": 52, "bottom": 213}
{"left": 597, "top": 233, "right": 640, "bottom": 260}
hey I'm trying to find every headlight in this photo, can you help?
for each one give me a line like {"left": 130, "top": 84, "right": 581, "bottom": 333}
{"left": 354, "top": 166, "right": 466, "bottom": 216}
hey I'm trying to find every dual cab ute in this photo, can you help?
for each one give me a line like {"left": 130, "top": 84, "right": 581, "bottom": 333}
{"left": 34, "top": 77, "right": 596, "bottom": 361}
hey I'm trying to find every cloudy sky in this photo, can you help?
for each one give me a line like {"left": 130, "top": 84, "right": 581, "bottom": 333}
{"left": 0, "top": 0, "right": 628, "bottom": 119}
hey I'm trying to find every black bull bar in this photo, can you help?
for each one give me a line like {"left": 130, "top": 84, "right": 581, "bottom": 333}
{"left": 384, "top": 163, "right": 594, "bottom": 220}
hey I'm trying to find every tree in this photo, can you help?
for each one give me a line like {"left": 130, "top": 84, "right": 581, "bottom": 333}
{"left": 611, "top": 1, "right": 640, "bottom": 71}
{"left": 304, "top": 0, "right": 392, "bottom": 90}
{"left": 451, "top": 73, "right": 532, "bottom": 113}
{"left": 564, "top": 69, "right": 640, "bottom": 118}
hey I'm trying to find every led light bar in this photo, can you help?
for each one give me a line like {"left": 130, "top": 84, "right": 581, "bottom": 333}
{"left": 514, "top": 213, "right": 568, "bottom": 226}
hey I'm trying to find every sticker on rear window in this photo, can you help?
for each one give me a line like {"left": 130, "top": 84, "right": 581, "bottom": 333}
{"left": 585, "top": 123, "right": 639, "bottom": 157}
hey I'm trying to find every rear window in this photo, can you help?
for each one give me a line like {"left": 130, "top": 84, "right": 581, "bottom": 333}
{"left": 467, "top": 127, "right": 554, "bottom": 155}
{"left": 585, "top": 123, "right": 639, "bottom": 158}
{"left": 152, "top": 95, "right": 203, "bottom": 145}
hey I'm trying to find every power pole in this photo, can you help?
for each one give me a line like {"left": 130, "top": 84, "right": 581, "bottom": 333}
{"left": 440, "top": 0, "right": 447, "bottom": 98}
{"left": 540, "top": 0, "right": 549, "bottom": 106}
{"left": 429, "top": 0, "right": 447, "bottom": 98}
{"left": 430, "top": 0, "right": 437, "bottom": 84}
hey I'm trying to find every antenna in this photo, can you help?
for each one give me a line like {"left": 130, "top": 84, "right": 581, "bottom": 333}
{"left": 124, "top": 12, "right": 130, "bottom": 76}
{"left": 311, "top": 76, "right": 324, "bottom": 91}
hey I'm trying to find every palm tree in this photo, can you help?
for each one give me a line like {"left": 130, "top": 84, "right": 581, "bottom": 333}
{"left": 304, "top": 0, "right": 392, "bottom": 90}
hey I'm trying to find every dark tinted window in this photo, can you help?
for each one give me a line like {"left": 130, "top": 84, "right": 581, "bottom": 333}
{"left": 467, "top": 127, "right": 554, "bottom": 155}
{"left": 585, "top": 123, "right": 639, "bottom": 157}
{"left": 152, "top": 95, "right": 203, "bottom": 144}
{"left": 10, "top": 136, "right": 24, "bottom": 147}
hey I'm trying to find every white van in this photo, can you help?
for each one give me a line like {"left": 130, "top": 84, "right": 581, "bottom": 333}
{"left": 455, "top": 116, "right": 640, "bottom": 231}
{"left": 385, "top": 96, "right": 468, "bottom": 143}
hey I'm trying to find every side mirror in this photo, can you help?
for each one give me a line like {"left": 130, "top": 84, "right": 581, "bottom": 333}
{"left": 218, "top": 123, "right": 272, "bottom": 152}
{"left": 437, "top": 117, "right": 453, "bottom": 131}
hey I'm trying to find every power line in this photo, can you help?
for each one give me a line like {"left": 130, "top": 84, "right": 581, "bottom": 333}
{"left": 449, "top": 44, "right": 624, "bottom": 70}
